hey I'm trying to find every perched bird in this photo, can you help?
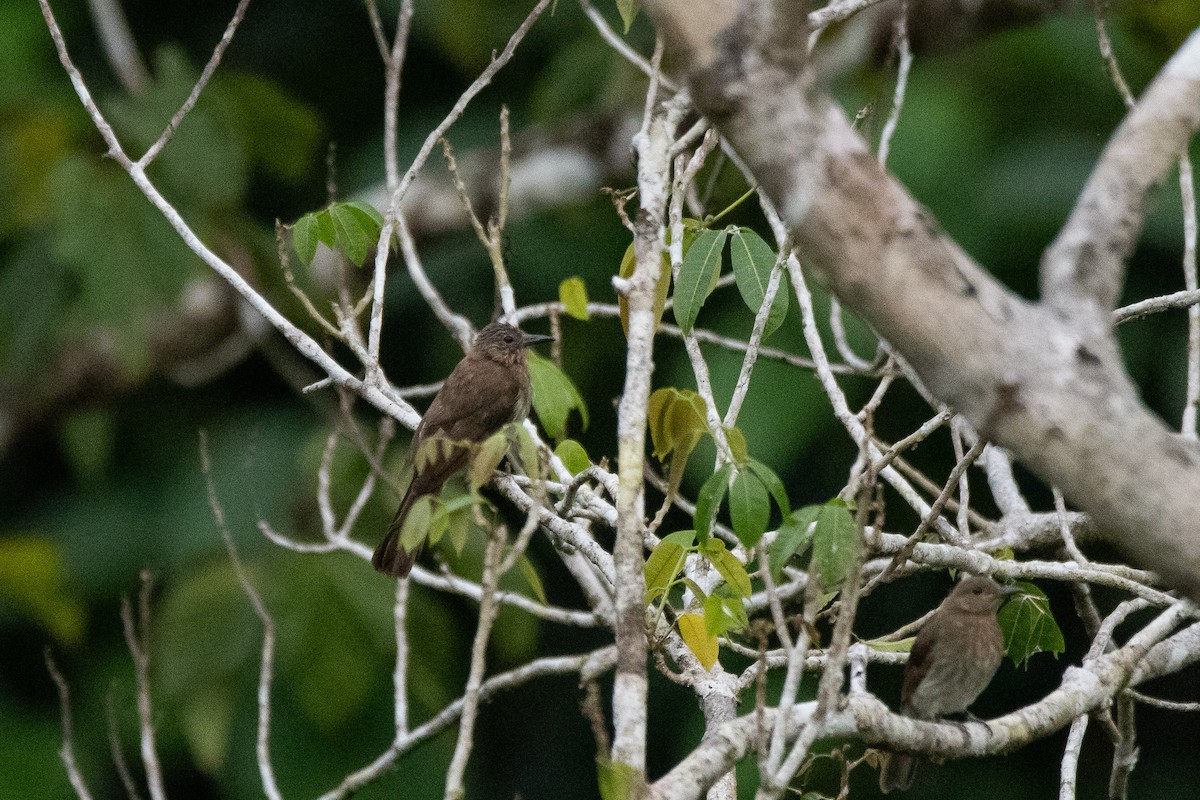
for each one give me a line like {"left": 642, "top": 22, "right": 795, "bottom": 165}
{"left": 878, "top": 575, "right": 1014, "bottom": 793}
{"left": 372, "top": 322, "right": 552, "bottom": 577}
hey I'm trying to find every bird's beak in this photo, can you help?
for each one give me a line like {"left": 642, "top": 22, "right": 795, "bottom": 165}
{"left": 521, "top": 332, "right": 555, "bottom": 348}
{"left": 998, "top": 582, "right": 1022, "bottom": 597}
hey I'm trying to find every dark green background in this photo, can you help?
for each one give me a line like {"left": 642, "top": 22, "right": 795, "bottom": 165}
{"left": 2, "top": 1, "right": 1200, "bottom": 798}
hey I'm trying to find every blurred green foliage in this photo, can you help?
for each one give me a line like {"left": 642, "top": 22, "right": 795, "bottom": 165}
{"left": 2, "top": 1, "right": 1200, "bottom": 799}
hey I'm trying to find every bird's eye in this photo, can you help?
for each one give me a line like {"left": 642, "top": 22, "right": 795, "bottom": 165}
{"left": 973, "top": 587, "right": 983, "bottom": 594}
{"left": 504, "top": 335, "right": 514, "bottom": 344}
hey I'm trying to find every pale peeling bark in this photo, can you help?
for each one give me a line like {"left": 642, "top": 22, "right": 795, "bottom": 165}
{"left": 644, "top": 0, "right": 1200, "bottom": 600}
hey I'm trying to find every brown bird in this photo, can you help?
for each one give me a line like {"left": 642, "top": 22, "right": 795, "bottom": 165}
{"left": 878, "top": 575, "right": 1014, "bottom": 793}
{"left": 372, "top": 322, "right": 552, "bottom": 577}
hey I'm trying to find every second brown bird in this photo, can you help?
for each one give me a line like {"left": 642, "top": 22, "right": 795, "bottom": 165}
{"left": 372, "top": 322, "right": 552, "bottom": 577}
{"left": 878, "top": 575, "right": 1013, "bottom": 793}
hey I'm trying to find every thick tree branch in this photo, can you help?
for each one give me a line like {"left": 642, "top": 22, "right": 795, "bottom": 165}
{"left": 644, "top": 0, "right": 1200, "bottom": 600}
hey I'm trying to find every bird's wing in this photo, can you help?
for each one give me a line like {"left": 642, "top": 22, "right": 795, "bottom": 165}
{"left": 421, "top": 356, "right": 525, "bottom": 442}
{"left": 900, "top": 617, "right": 937, "bottom": 708}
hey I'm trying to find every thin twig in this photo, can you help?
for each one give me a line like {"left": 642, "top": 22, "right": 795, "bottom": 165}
{"left": 45, "top": 651, "right": 95, "bottom": 800}
{"left": 200, "top": 433, "right": 283, "bottom": 800}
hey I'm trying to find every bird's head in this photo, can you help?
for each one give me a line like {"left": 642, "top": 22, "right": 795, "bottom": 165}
{"left": 946, "top": 575, "right": 1016, "bottom": 615}
{"left": 474, "top": 322, "right": 553, "bottom": 365}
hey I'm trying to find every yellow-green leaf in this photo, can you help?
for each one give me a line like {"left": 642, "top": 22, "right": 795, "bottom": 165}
{"left": 554, "top": 438, "right": 590, "bottom": 475}
{"left": 616, "top": 0, "right": 641, "bottom": 34}
{"left": 645, "top": 540, "right": 687, "bottom": 604}
{"left": 723, "top": 425, "right": 748, "bottom": 464}
{"left": 598, "top": 760, "right": 640, "bottom": 800}
{"left": 518, "top": 555, "right": 548, "bottom": 605}
{"left": 678, "top": 612, "right": 719, "bottom": 670}
{"left": 702, "top": 538, "right": 752, "bottom": 598}
{"left": 470, "top": 430, "right": 510, "bottom": 491}
{"left": 0, "top": 534, "right": 85, "bottom": 645}
{"left": 648, "top": 387, "right": 679, "bottom": 460}
{"left": 559, "top": 276, "right": 590, "bottom": 320}
{"left": 527, "top": 352, "right": 589, "bottom": 440}
{"left": 860, "top": 636, "right": 916, "bottom": 653}
{"left": 399, "top": 496, "right": 433, "bottom": 552}
{"left": 617, "top": 242, "right": 671, "bottom": 336}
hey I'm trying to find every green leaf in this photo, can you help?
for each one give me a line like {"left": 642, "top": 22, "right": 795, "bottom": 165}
{"left": 704, "top": 587, "right": 748, "bottom": 638}
{"left": 554, "top": 439, "right": 590, "bottom": 475}
{"left": 811, "top": 500, "right": 858, "bottom": 588}
{"left": 693, "top": 463, "right": 734, "bottom": 543}
{"left": 730, "top": 227, "right": 788, "bottom": 338}
{"left": 616, "top": 0, "right": 641, "bottom": 34}
{"left": 998, "top": 581, "right": 1066, "bottom": 668}
{"left": 728, "top": 468, "right": 770, "bottom": 548}
{"left": 518, "top": 556, "right": 548, "bottom": 605}
{"left": 769, "top": 505, "right": 820, "bottom": 582}
{"left": 860, "top": 636, "right": 916, "bottom": 653}
{"left": 292, "top": 212, "right": 320, "bottom": 266}
{"left": 702, "top": 538, "right": 752, "bottom": 598}
{"left": 328, "top": 201, "right": 382, "bottom": 265}
{"left": 470, "top": 430, "right": 510, "bottom": 491}
{"left": 398, "top": 495, "right": 434, "bottom": 553}
{"left": 598, "top": 760, "right": 640, "bottom": 800}
{"left": 678, "top": 612, "right": 719, "bottom": 670}
{"left": 673, "top": 227, "right": 727, "bottom": 334}
{"left": 746, "top": 459, "right": 791, "bottom": 516}
{"left": 559, "top": 276, "right": 590, "bottom": 320}
{"left": 527, "top": 352, "right": 589, "bottom": 440}
{"left": 0, "top": 535, "right": 86, "bottom": 645}
{"left": 645, "top": 539, "right": 687, "bottom": 604}
{"left": 341, "top": 199, "right": 384, "bottom": 227}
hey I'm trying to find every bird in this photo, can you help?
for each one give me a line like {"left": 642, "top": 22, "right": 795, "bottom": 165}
{"left": 372, "top": 322, "right": 553, "bottom": 577}
{"left": 878, "top": 575, "right": 1015, "bottom": 793}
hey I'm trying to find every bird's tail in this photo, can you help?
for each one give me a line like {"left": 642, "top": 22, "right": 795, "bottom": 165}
{"left": 372, "top": 492, "right": 422, "bottom": 577}
{"left": 878, "top": 751, "right": 917, "bottom": 794}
